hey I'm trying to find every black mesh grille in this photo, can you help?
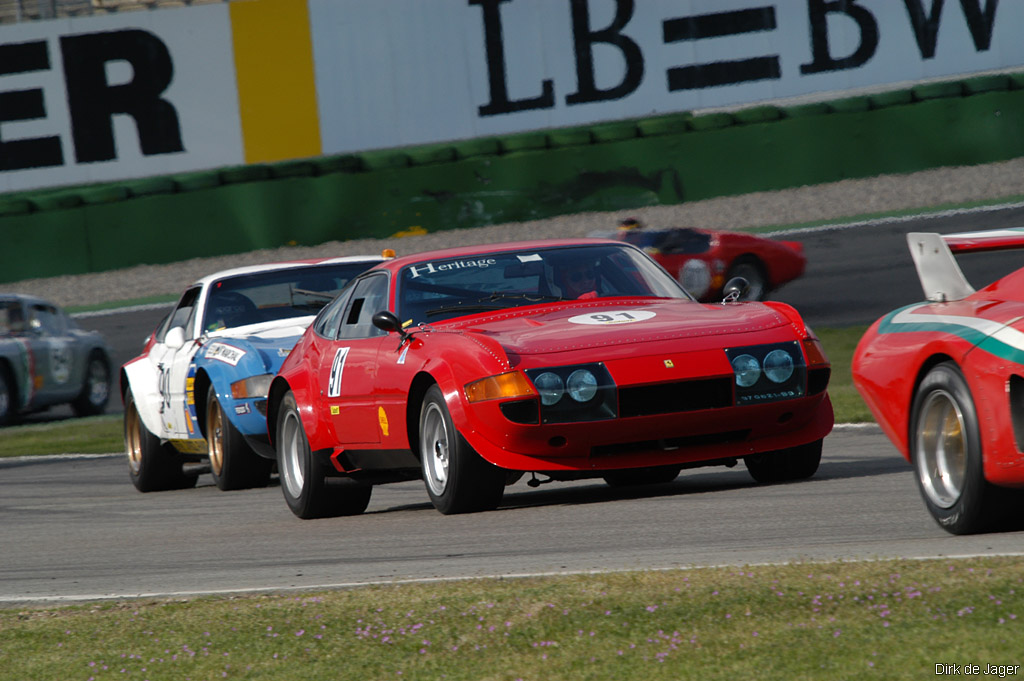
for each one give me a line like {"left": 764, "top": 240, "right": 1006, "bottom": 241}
{"left": 618, "top": 377, "right": 733, "bottom": 418}
{"left": 591, "top": 429, "right": 750, "bottom": 457}
{"left": 808, "top": 368, "right": 830, "bottom": 395}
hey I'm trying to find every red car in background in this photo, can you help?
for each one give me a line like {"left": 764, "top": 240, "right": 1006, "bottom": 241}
{"left": 266, "top": 238, "right": 832, "bottom": 519}
{"left": 853, "top": 229, "right": 1024, "bottom": 535}
{"left": 612, "top": 223, "right": 806, "bottom": 301}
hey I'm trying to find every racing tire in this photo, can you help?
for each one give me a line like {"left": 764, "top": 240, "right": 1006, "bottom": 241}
{"left": 207, "top": 385, "right": 272, "bottom": 491}
{"left": 726, "top": 257, "right": 768, "bottom": 301}
{"left": 745, "top": 439, "right": 822, "bottom": 484}
{"left": 276, "top": 390, "right": 371, "bottom": 519}
{"left": 419, "top": 384, "right": 505, "bottom": 514}
{"left": 0, "top": 365, "right": 13, "bottom": 426}
{"left": 71, "top": 352, "right": 110, "bottom": 417}
{"left": 910, "top": 363, "right": 1005, "bottom": 535}
{"left": 125, "top": 389, "right": 198, "bottom": 492}
{"left": 603, "top": 466, "right": 681, "bottom": 487}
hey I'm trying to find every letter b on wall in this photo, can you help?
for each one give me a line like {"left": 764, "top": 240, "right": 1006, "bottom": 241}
{"left": 61, "top": 29, "right": 184, "bottom": 163}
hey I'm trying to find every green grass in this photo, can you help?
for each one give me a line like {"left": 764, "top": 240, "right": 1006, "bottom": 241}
{"left": 2, "top": 557, "right": 1021, "bottom": 680}
{"left": 0, "top": 414, "right": 122, "bottom": 457}
{"left": 0, "top": 326, "right": 874, "bottom": 458}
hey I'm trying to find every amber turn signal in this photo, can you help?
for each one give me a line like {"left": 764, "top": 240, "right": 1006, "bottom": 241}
{"left": 464, "top": 371, "right": 536, "bottom": 403}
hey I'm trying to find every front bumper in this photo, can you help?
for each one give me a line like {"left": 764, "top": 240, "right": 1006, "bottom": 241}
{"left": 462, "top": 390, "right": 834, "bottom": 472}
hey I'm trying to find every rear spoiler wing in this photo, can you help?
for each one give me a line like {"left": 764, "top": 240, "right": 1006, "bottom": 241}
{"left": 907, "top": 229, "right": 1024, "bottom": 303}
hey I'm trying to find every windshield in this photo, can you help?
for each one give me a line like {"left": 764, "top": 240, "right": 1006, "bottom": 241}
{"left": 203, "top": 261, "right": 374, "bottom": 333}
{"left": 396, "top": 244, "right": 691, "bottom": 324}
{"left": 0, "top": 300, "right": 25, "bottom": 336}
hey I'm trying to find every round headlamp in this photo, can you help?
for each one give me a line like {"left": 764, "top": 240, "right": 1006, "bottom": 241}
{"left": 566, "top": 369, "right": 598, "bottom": 403}
{"left": 533, "top": 372, "right": 564, "bottom": 406}
{"left": 763, "top": 349, "right": 795, "bottom": 384}
{"left": 732, "top": 354, "right": 761, "bottom": 388}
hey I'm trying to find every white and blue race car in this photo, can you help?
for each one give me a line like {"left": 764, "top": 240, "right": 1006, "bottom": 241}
{"left": 121, "top": 255, "right": 386, "bottom": 492}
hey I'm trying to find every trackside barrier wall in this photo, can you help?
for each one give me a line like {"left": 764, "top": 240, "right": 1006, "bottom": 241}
{"left": 1, "top": 73, "right": 1023, "bottom": 284}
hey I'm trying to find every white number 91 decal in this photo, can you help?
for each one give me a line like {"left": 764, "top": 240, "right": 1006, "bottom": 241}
{"left": 568, "top": 310, "right": 655, "bottom": 325}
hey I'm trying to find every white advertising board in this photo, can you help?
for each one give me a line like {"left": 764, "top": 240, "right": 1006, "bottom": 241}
{"left": 0, "top": 4, "right": 242, "bottom": 193}
{"left": 309, "top": 0, "right": 1024, "bottom": 154}
{"left": 1, "top": 0, "right": 1021, "bottom": 194}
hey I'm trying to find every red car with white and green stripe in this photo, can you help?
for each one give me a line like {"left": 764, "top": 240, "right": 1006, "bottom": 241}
{"left": 853, "top": 229, "right": 1024, "bottom": 535}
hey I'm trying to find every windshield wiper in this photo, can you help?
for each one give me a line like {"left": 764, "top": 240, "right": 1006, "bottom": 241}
{"left": 478, "top": 292, "right": 564, "bottom": 303}
{"left": 425, "top": 304, "right": 504, "bottom": 318}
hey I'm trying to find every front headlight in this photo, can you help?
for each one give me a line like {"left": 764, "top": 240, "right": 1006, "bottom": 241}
{"left": 533, "top": 372, "right": 565, "bottom": 406}
{"left": 566, "top": 369, "right": 598, "bottom": 402}
{"left": 725, "top": 342, "right": 806, "bottom": 405}
{"left": 731, "top": 354, "right": 761, "bottom": 387}
{"left": 230, "top": 374, "right": 273, "bottom": 399}
{"left": 524, "top": 363, "right": 616, "bottom": 423}
{"left": 763, "top": 349, "right": 795, "bottom": 383}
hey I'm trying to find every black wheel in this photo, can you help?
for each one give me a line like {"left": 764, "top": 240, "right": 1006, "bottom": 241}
{"left": 0, "top": 366, "right": 13, "bottom": 426}
{"left": 72, "top": 352, "right": 110, "bottom": 417}
{"left": 603, "top": 466, "right": 681, "bottom": 487}
{"left": 419, "top": 384, "right": 505, "bottom": 514}
{"left": 727, "top": 257, "right": 768, "bottom": 301}
{"left": 276, "top": 389, "right": 371, "bottom": 519}
{"left": 207, "top": 385, "right": 272, "bottom": 491}
{"left": 745, "top": 439, "right": 822, "bottom": 483}
{"left": 910, "top": 363, "right": 1003, "bottom": 535}
{"left": 124, "top": 389, "right": 197, "bottom": 492}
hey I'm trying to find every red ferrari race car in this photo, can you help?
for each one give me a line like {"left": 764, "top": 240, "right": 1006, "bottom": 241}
{"left": 853, "top": 229, "right": 1024, "bottom": 535}
{"left": 267, "top": 238, "right": 833, "bottom": 518}
{"left": 610, "top": 220, "right": 805, "bottom": 301}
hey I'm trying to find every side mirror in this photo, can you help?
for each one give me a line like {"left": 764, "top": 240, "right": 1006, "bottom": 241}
{"left": 722, "top": 277, "right": 749, "bottom": 303}
{"left": 164, "top": 326, "right": 186, "bottom": 350}
{"left": 372, "top": 311, "right": 411, "bottom": 342}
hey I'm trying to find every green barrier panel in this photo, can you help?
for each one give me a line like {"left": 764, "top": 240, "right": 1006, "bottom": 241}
{"left": 221, "top": 164, "right": 272, "bottom": 184}
{"left": 636, "top": 113, "right": 691, "bottom": 136}
{"left": 173, "top": 171, "right": 222, "bottom": 191}
{"left": 828, "top": 96, "right": 871, "bottom": 113}
{"left": 407, "top": 144, "right": 457, "bottom": 165}
{"left": 868, "top": 90, "right": 913, "bottom": 108}
{"left": 127, "top": 177, "right": 177, "bottom": 197}
{"left": 80, "top": 186, "right": 130, "bottom": 205}
{"left": 270, "top": 160, "right": 316, "bottom": 179}
{"left": 500, "top": 132, "right": 548, "bottom": 152}
{"left": 360, "top": 151, "right": 411, "bottom": 170}
{"left": 962, "top": 74, "right": 1011, "bottom": 94}
{"left": 590, "top": 121, "right": 639, "bottom": 142}
{"left": 913, "top": 81, "right": 964, "bottom": 100}
{"left": 733, "top": 106, "right": 782, "bottom": 124}
{"left": 30, "top": 192, "right": 84, "bottom": 211}
{"left": 312, "top": 155, "right": 362, "bottom": 174}
{"left": 688, "top": 112, "right": 735, "bottom": 130}
{"left": 0, "top": 198, "right": 32, "bottom": 217}
{"left": 2, "top": 79, "right": 1024, "bottom": 283}
{"left": 453, "top": 137, "right": 501, "bottom": 159}
{"left": 548, "top": 127, "right": 593, "bottom": 148}
{"left": 782, "top": 102, "right": 831, "bottom": 118}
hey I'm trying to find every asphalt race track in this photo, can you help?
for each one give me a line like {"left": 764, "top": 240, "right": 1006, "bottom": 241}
{"left": 2, "top": 427, "right": 1022, "bottom": 606}
{"left": 3, "top": 203, "right": 1024, "bottom": 605}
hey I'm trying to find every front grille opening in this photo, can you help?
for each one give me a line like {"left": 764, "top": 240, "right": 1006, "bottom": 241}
{"left": 618, "top": 377, "right": 732, "bottom": 418}
{"left": 808, "top": 367, "right": 830, "bottom": 395}
{"left": 1009, "top": 375, "right": 1024, "bottom": 453}
{"left": 591, "top": 429, "right": 749, "bottom": 457}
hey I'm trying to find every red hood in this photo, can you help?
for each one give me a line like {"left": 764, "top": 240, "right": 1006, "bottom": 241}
{"left": 442, "top": 298, "right": 793, "bottom": 355}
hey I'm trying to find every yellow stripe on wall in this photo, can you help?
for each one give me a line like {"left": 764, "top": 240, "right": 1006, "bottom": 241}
{"left": 230, "top": 0, "right": 321, "bottom": 163}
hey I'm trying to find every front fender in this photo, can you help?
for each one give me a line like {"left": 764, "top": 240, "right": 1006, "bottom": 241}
{"left": 194, "top": 339, "right": 279, "bottom": 438}
{"left": 122, "top": 355, "right": 165, "bottom": 438}
{"left": 413, "top": 330, "right": 515, "bottom": 435}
